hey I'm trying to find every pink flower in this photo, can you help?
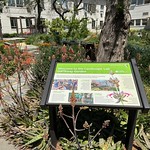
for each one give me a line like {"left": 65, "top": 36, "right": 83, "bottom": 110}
{"left": 61, "top": 45, "right": 67, "bottom": 53}
{"left": 61, "top": 54, "right": 66, "bottom": 62}
{"left": 69, "top": 47, "right": 74, "bottom": 54}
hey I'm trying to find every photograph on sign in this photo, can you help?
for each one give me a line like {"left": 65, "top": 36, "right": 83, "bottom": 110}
{"left": 47, "top": 63, "right": 142, "bottom": 107}
{"left": 52, "top": 79, "right": 78, "bottom": 90}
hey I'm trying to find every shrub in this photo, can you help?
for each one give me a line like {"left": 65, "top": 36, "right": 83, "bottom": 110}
{"left": 3, "top": 33, "right": 18, "bottom": 38}
{"left": 47, "top": 18, "right": 89, "bottom": 44}
{"left": 25, "top": 34, "right": 53, "bottom": 45}
{"left": 31, "top": 44, "right": 86, "bottom": 88}
{"left": 126, "top": 41, "right": 150, "bottom": 85}
{"left": 0, "top": 42, "right": 4, "bottom": 53}
{"left": 31, "top": 45, "right": 56, "bottom": 87}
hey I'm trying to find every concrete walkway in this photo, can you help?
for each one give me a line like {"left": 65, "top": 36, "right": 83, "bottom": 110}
{"left": 0, "top": 130, "right": 18, "bottom": 150}
{"left": 0, "top": 113, "right": 19, "bottom": 150}
{"left": 0, "top": 139, "right": 17, "bottom": 150}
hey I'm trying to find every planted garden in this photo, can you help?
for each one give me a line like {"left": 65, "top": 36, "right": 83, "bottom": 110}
{"left": 0, "top": 27, "right": 150, "bottom": 149}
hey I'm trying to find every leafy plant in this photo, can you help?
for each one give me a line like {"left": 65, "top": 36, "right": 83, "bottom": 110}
{"left": 0, "top": 43, "right": 49, "bottom": 149}
{"left": 3, "top": 33, "right": 18, "bottom": 38}
{"left": 47, "top": 17, "right": 89, "bottom": 43}
{"left": 126, "top": 42, "right": 150, "bottom": 84}
{"left": 54, "top": 90, "right": 128, "bottom": 150}
{"left": 31, "top": 44, "right": 86, "bottom": 88}
{"left": 56, "top": 91, "right": 110, "bottom": 149}
{"left": 25, "top": 34, "right": 53, "bottom": 45}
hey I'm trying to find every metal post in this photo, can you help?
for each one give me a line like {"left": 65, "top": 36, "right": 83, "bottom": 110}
{"left": 125, "top": 109, "right": 138, "bottom": 150}
{"left": 0, "top": 19, "right": 3, "bottom": 40}
{"left": 49, "top": 106, "right": 57, "bottom": 150}
{"left": 19, "top": 16, "right": 23, "bottom": 37}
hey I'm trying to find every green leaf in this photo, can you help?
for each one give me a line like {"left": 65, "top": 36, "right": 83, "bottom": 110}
{"left": 23, "top": 133, "right": 43, "bottom": 147}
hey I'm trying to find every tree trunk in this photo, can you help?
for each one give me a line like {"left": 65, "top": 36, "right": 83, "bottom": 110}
{"left": 97, "top": 0, "right": 131, "bottom": 62}
{"left": 37, "top": 0, "right": 42, "bottom": 33}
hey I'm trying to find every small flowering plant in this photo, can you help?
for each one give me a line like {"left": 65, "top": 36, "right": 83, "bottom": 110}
{"left": 0, "top": 43, "right": 34, "bottom": 76}
{"left": 0, "top": 42, "right": 34, "bottom": 114}
{"left": 107, "top": 71, "right": 132, "bottom": 104}
{"left": 57, "top": 89, "right": 110, "bottom": 149}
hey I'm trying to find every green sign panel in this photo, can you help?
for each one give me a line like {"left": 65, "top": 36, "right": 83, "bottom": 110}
{"left": 55, "top": 63, "right": 131, "bottom": 74}
{"left": 47, "top": 62, "right": 142, "bottom": 108}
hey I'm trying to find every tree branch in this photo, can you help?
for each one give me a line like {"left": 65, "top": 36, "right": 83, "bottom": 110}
{"left": 52, "top": 0, "right": 69, "bottom": 21}
{"left": 76, "top": 0, "right": 82, "bottom": 9}
{"left": 79, "top": 17, "right": 88, "bottom": 23}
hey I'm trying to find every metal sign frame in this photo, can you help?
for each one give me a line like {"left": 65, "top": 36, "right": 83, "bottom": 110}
{"left": 40, "top": 58, "right": 150, "bottom": 150}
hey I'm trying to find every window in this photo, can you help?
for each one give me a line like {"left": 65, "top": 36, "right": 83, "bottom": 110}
{"left": 91, "top": 4, "right": 96, "bottom": 13}
{"left": 83, "top": 3, "right": 88, "bottom": 11}
{"left": 8, "top": 0, "right": 15, "bottom": 6}
{"left": 131, "top": 0, "right": 136, "bottom": 4}
{"left": 92, "top": 19, "right": 95, "bottom": 29}
{"left": 68, "top": 2, "right": 73, "bottom": 9}
{"left": 26, "top": 18, "right": 32, "bottom": 28}
{"left": 84, "top": 12, "right": 87, "bottom": 17}
{"left": 24, "top": 0, "right": 30, "bottom": 6}
{"left": 84, "top": 3, "right": 96, "bottom": 13}
{"left": 100, "top": 11, "right": 103, "bottom": 18}
{"left": 143, "top": 12, "right": 149, "bottom": 16}
{"left": 142, "top": 19, "right": 147, "bottom": 25}
{"left": 40, "top": 0, "right": 44, "bottom": 9}
{"left": 16, "top": 0, "right": 23, "bottom": 7}
{"left": 137, "top": 0, "right": 144, "bottom": 5}
{"left": 0, "top": 6, "right": 2, "bottom": 13}
{"left": 100, "top": 5, "right": 104, "bottom": 9}
{"left": 89, "top": 4, "right": 96, "bottom": 13}
{"left": 100, "top": 21, "right": 103, "bottom": 29}
{"left": 10, "top": 18, "right": 17, "bottom": 28}
{"left": 136, "top": 19, "right": 141, "bottom": 25}
{"left": 130, "top": 20, "right": 134, "bottom": 25}
{"left": 40, "top": 18, "right": 45, "bottom": 26}
{"left": 145, "top": 0, "right": 150, "bottom": 4}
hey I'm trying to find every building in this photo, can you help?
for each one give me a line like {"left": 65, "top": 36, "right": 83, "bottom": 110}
{"left": 0, "top": 0, "right": 106, "bottom": 35}
{"left": 129, "top": 0, "right": 150, "bottom": 30}
{"left": 0, "top": 0, "right": 150, "bottom": 35}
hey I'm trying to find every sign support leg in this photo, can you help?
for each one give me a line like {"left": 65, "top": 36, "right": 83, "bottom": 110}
{"left": 49, "top": 106, "right": 57, "bottom": 150}
{"left": 125, "top": 109, "right": 138, "bottom": 150}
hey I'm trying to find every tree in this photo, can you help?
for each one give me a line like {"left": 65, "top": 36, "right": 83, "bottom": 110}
{"left": 26, "top": 0, "right": 45, "bottom": 33}
{"left": 53, "top": 0, "right": 131, "bottom": 62}
{"left": 52, "top": 0, "right": 88, "bottom": 39}
{"left": 53, "top": 0, "right": 83, "bottom": 21}
{"left": 0, "top": 0, "right": 5, "bottom": 39}
{"left": 97, "top": 0, "right": 131, "bottom": 62}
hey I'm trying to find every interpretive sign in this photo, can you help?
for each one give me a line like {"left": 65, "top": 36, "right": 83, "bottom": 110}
{"left": 40, "top": 59, "right": 149, "bottom": 150}
{"left": 46, "top": 61, "right": 143, "bottom": 108}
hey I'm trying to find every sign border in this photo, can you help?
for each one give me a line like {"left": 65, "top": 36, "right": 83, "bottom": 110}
{"left": 40, "top": 59, "right": 149, "bottom": 110}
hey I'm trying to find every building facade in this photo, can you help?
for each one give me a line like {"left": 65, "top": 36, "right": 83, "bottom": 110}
{"left": 129, "top": 0, "right": 150, "bottom": 30}
{"left": 0, "top": 0, "right": 150, "bottom": 35}
{"left": 0, "top": 0, "right": 106, "bottom": 34}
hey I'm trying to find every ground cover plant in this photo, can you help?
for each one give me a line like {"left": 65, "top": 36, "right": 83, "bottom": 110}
{"left": 0, "top": 40, "right": 127, "bottom": 149}
{"left": 0, "top": 29, "right": 150, "bottom": 149}
{"left": 125, "top": 29, "right": 150, "bottom": 149}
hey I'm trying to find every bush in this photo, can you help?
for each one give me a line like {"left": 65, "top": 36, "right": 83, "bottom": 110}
{"left": 31, "top": 44, "right": 86, "bottom": 88}
{"left": 31, "top": 45, "right": 56, "bottom": 87}
{"left": 48, "top": 18, "right": 89, "bottom": 44}
{"left": 25, "top": 34, "right": 54, "bottom": 45}
{"left": 3, "top": 33, "right": 18, "bottom": 38}
{"left": 128, "top": 29, "right": 150, "bottom": 45}
{"left": 0, "top": 42, "right": 4, "bottom": 53}
{"left": 126, "top": 41, "right": 150, "bottom": 85}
